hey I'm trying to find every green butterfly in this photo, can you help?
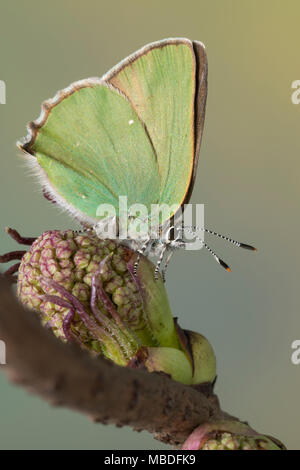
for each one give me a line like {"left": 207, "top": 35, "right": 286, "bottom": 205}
{"left": 18, "top": 38, "right": 255, "bottom": 280}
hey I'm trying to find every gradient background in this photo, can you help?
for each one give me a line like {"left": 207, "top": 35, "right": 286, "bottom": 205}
{"left": 0, "top": 0, "right": 299, "bottom": 450}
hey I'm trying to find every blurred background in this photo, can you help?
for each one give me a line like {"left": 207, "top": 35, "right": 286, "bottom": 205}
{"left": 0, "top": 0, "right": 299, "bottom": 450}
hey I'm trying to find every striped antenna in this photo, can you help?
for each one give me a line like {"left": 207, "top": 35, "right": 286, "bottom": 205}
{"left": 185, "top": 229, "right": 231, "bottom": 271}
{"left": 202, "top": 241, "right": 231, "bottom": 272}
{"left": 185, "top": 226, "right": 257, "bottom": 251}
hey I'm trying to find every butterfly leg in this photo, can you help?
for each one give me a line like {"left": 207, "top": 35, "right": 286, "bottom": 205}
{"left": 133, "top": 236, "right": 151, "bottom": 276}
{"left": 160, "top": 234, "right": 187, "bottom": 282}
{"left": 161, "top": 246, "right": 176, "bottom": 282}
{"left": 154, "top": 243, "right": 168, "bottom": 281}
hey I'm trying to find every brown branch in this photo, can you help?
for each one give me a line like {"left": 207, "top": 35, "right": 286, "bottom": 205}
{"left": 0, "top": 276, "right": 227, "bottom": 446}
{"left": 0, "top": 276, "right": 282, "bottom": 448}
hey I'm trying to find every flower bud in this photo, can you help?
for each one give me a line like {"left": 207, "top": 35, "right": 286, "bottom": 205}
{"left": 128, "top": 346, "right": 193, "bottom": 385}
{"left": 181, "top": 420, "right": 285, "bottom": 450}
{"left": 187, "top": 330, "right": 216, "bottom": 385}
{"left": 174, "top": 322, "right": 216, "bottom": 386}
{"left": 128, "top": 328, "right": 216, "bottom": 386}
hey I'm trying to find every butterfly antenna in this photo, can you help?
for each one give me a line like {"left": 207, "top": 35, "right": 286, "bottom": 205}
{"left": 185, "top": 228, "right": 230, "bottom": 271}
{"left": 200, "top": 241, "right": 231, "bottom": 272}
{"left": 186, "top": 226, "right": 257, "bottom": 251}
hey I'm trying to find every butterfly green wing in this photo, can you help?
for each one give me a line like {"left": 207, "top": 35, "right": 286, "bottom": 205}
{"left": 105, "top": 38, "right": 207, "bottom": 215}
{"left": 18, "top": 38, "right": 207, "bottom": 227}
{"left": 18, "top": 80, "right": 160, "bottom": 224}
